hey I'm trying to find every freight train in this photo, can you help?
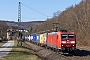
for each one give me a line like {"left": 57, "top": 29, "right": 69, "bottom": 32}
{"left": 28, "top": 30, "right": 76, "bottom": 54}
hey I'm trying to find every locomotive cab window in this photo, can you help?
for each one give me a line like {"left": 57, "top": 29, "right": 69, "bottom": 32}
{"left": 68, "top": 34, "right": 74, "bottom": 38}
{"left": 61, "top": 34, "right": 68, "bottom": 39}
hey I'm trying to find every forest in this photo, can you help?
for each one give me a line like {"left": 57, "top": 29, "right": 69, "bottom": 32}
{"left": 0, "top": 21, "right": 8, "bottom": 39}
{"left": 31, "top": 0, "right": 90, "bottom": 46}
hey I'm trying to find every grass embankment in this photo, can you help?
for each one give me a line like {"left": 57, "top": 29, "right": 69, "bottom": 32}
{"left": 3, "top": 40, "right": 41, "bottom": 60}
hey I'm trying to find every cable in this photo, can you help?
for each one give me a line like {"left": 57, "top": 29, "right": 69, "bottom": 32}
{"left": 21, "top": 2, "right": 49, "bottom": 18}
{"left": 22, "top": 17, "right": 47, "bottom": 19}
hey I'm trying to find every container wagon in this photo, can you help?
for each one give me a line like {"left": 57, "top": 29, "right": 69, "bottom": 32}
{"left": 39, "top": 33, "right": 47, "bottom": 46}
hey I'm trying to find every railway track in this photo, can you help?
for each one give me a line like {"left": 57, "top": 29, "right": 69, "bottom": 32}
{"left": 24, "top": 41, "right": 90, "bottom": 60}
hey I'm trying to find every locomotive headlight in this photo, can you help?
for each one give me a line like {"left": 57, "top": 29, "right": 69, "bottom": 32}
{"left": 73, "top": 45, "right": 74, "bottom": 46}
{"left": 62, "top": 45, "right": 63, "bottom": 46}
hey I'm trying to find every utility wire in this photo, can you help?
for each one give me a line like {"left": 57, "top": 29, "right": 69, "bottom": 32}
{"left": 21, "top": 2, "right": 49, "bottom": 18}
{"left": 22, "top": 17, "right": 47, "bottom": 19}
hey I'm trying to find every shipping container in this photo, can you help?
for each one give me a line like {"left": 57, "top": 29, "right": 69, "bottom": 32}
{"left": 43, "top": 33, "right": 47, "bottom": 44}
{"left": 40, "top": 33, "right": 47, "bottom": 45}
{"left": 36, "top": 34, "right": 40, "bottom": 43}
{"left": 30, "top": 35, "right": 33, "bottom": 42}
{"left": 40, "top": 34, "right": 43, "bottom": 43}
{"left": 33, "top": 34, "right": 37, "bottom": 42}
{"left": 25, "top": 36, "right": 28, "bottom": 40}
{"left": 28, "top": 35, "right": 30, "bottom": 41}
{"left": 33, "top": 34, "right": 40, "bottom": 43}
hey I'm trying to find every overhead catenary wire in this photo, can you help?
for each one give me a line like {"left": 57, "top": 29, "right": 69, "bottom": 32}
{"left": 22, "top": 17, "right": 47, "bottom": 19}
{"left": 21, "top": 2, "right": 49, "bottom": 18}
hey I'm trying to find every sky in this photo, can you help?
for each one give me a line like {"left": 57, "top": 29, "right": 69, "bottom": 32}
{"left": 0, "top": 0, "right": 82, "bottom": 22}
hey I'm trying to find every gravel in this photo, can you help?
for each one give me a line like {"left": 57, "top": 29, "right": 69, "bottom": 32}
{"left": 25, "top": 41, "right": 90, "bottom": 60}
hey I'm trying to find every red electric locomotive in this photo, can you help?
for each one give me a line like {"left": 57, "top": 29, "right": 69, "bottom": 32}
{"left": 47, "top": 31, "right": 76, "bottom": 53}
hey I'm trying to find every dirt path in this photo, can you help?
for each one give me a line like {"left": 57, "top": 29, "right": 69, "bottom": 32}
{"left": 0, "top": 41, "right": 14, "bottom": 58}
{"left": 25, "top": 41, "right": 90, "bottom": 60}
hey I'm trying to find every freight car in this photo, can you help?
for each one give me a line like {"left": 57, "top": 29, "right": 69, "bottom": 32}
{"left": 29, "top": 31, "right": 76, "bottom": 54}
{"left": 39, "top": 33, "right": 47, "bottom": 46}
{"left": 33, "top": 33, "right": 40, "bottom": 44}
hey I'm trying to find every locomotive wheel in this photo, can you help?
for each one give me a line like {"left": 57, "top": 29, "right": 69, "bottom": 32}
{"left": 54, "top": 48, "right": 57, "bottom": 52}
{"left": 56, "top": 49, "right": 59, "bottom": 54}
{"left": 50, "top": 47, "right": 53, "bottom": 51}
{"left": 52, "top": 48, "right": 55, "bottom": 51}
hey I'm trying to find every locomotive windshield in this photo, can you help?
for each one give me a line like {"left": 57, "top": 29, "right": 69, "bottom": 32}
{"left": 68, "top": 34, "right": 74, "bottom": 38}
{"left": 61, "top": 34, "right": 74, "bottom": 39}
{"left": 62, "top": 34, "right": 68, "bottom": 38}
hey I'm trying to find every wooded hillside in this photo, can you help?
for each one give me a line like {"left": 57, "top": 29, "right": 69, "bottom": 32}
{"left": 0, "top": 21, "right": 8, "bottom": 39}
{"left": 31, "top": 0, "right": 90, "bottom": 46}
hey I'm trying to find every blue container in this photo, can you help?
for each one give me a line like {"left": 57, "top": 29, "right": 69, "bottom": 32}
{"left": 33, "top": 34, "right": 40, "bottom": 43}
{"left": 25, "top": 36, "right": 28, "bottom": 40}
{"left": 33, "top": 34, "right": 37, "bottom": 42}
